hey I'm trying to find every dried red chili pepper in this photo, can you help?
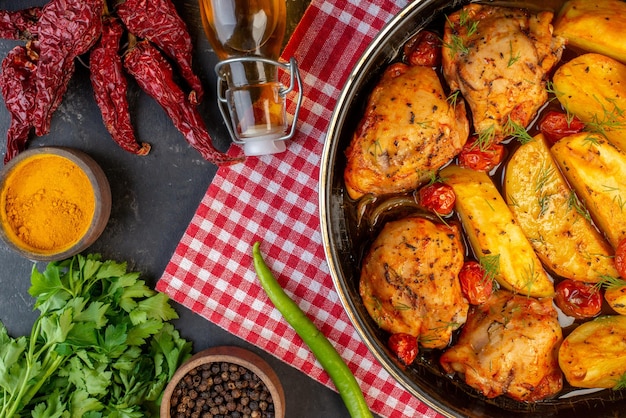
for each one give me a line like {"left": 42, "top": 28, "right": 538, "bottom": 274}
{"left": 1, "top": 42, "right": 38, "bottom": 163}
{"left": 0, "top": 7, "right": 41, "bottom": 40}
{"left": 116, "top": 0, "right": 204, "bottom": 105}
{"left": 123, "top": 40, "right": 243, "bottom": 166}
{"left": 90, "top": 16, "right": 150, "bottom": 156}
{"left": 32, "top": 0, "right": 103, "bottom": 136}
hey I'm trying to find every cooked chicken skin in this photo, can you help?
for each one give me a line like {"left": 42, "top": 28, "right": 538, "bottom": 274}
{"left": 359, "top": 216, "right": 468, "bottom": 349}
{"left": 344, "top": 63, "right": 469, "bottom": 200}
{"left": 439, "top": 291, "right": 563, "bottom": 402}
{"left": 442, "top": 4, "right": 565, "bottom": 142}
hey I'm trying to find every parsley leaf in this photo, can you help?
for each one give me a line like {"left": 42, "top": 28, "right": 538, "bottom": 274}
{"left": 0, "top": 254, "right": 192, "bottom": 417}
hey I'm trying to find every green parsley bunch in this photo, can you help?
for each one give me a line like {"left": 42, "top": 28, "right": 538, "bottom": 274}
{"left": 0, "top": 254, "right": 192, "bottom": 418}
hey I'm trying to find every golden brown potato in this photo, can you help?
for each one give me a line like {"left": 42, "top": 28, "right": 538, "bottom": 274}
{"left": 441, "top": 165, "right": 554, "bottom": 298}
{"left": 504, "top": 134, "right": 617, "bottom": 282}
{"left": 552, "top": 53, "right": 626, "bottom": 152}
{"left": 551, "top": 132, "right": 626, "bottom": 249}
{"left": 558, "top": 315, "right": 626, "bottom": 388}
{"left": 554, "top": 0, "right": 626, "bottom": 64}
{"left": 344, "top": 64, "right": 469, "bottom": 199}
{"left": 605, "top": 283, "right": 626, "bottom": 315}
{"left": 359, "top": 216, "right": 468, "bottom": 349}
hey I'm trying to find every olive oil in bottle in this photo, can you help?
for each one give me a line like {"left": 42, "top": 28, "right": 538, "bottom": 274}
{"left": 199, "top": 0, "right": 300, "bottom": 156}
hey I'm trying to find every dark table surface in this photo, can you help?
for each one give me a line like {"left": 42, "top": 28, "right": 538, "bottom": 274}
{"left": 0, "top": 1, "right": 366, "bottom": 417}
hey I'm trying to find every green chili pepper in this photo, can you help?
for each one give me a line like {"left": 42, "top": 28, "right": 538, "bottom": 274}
{"left": 252, "top": 242, "right": 374, "bottom": 418}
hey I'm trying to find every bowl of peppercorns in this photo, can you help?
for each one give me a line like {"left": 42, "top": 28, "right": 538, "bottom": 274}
{"left": 161, "top": 345, "right": 285, "bottom": 418}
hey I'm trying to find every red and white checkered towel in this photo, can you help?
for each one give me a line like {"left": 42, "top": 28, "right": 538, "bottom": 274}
{"left": 157, "top": 1, "right": 444, "bottom": 417}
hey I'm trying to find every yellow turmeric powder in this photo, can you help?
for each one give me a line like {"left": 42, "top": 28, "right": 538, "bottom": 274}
{"left": 0, "top": 153, "right": 95, "bottom": 254}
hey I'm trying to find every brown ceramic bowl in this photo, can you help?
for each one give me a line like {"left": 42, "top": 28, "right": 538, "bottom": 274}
{"left": 0, "top": 147, "right": 111, "bottom": 261}
{"left": 161, "top": 346, "right": 285, "bottom": 418}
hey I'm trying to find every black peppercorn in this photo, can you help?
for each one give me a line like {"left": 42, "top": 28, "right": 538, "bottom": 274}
{"left": 168, "top": 360, "right": 276, "bottom": 418}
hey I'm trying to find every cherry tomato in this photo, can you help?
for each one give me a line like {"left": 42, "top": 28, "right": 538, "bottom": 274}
{"left": 388, "top": 333, "right": 418, "bottom": 366}
{"left": 554, "top": 279, "right": 602, "bottom": 319}
{"left": 383, "top": 62, "right": 409, "bottom": 79}
{"left": 419, "top": 182, "right": 456, "bottom": 216}
{"left": 458, "top": 140, "right": 505, "bottom": 172}
{"left": 615, "top": 238, "right": 626, "bottom": 279}
{"left": 403, "top": 30, "right": 441, "bottom": 67}
{"left": 538, "top": 110, "right": 585, "bottom": 144}
{"left": 458, "top": 261, "right": 493, "bottom": 305}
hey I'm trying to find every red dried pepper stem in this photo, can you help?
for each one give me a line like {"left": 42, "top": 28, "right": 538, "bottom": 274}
{"left": 123, "top": 39, "right": 243, "bottom": 166}
{"left": 32, "top": 0, "right": 103, "bottom": 136}
{"left": 1, "top": 42, "right": 38, "bottom": 164}
{"left": 90, "top": 16, "right": 150, "bottom": 156}
{"left": 116, "top": 0, "right": 204, "bottom": 105}
{"left": 0, "top": 7, "right": 41, "bottom": 40}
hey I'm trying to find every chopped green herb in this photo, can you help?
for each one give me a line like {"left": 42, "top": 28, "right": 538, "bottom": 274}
{"left": 507, "top": 40, "right": 521, "bottom": 67}
{"left": 596, "top": 275, "right": 626, "bottom": 292}
{"left": 447, "top": 90, "right": 461, "bottom": 107}
{"left": 443, "top": 10, "right": 478, "bottom": 56}
{"left": 476, "top": 125, "right": 497, "bottom": 150}
{"left": 521, "top": 262, "right": 539, "bottom": 297}
{"left": 504, "top": 117, "right": 533, "bottom": 144}
{"left": 567, "top": 191, "right": 592, "bottom": 222}
{"left": 0, "top": 254, "right": 192, "bottom": 418}
{"left": 614, "top": 372, "right": 626, "bottom": 390}
{"left": 586, "top": 95, "right": 626, "bottom": 135}
{"left": 479, "top": 254, "right": 500, "bottom": 282}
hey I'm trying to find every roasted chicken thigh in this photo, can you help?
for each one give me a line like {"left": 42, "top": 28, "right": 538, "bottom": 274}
{"left": 344, "top": 63, "right": 469, "bottom": 199}
{"left": 442, "top": 4, "right": 565, "bottom": 142}
{"left": 359, "top": 216, "right": 468, "bottom": 349}
{"left": 440, "top": 291, "right": 563, "bottom": 402}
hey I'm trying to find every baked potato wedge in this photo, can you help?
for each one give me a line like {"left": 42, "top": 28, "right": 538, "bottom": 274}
{"left": 441, "top": 165, "right": 553, "bottom": 298}
{"left": 504, "top": 134, "right": 617, "bottom": 282}
{"left": 554, "top": 0, "right": 626, "bottom": 64}
{"left": 551, "top": 132, "right": 626, "bottom": 248}
{"left": 552, "top": 53, "right": 626, "bottom": 152}
{"left": 606, "top": 287, "right": 626, "bottom": 315}
{"left": 604, "top": 279, "right": 626, "bottom": 315}
{"left": 558, "top": 315, "right": 626, "bottom": 388}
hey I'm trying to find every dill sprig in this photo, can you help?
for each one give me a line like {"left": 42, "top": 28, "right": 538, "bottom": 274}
{"left": 581, "top": 134, "right": 600, "bottom": 146}
{"left": 507, "top": 40, "right": 521, "bottom": 67}
{"left": 367, "top": 139, "right": 384, "bottom": 157}
{"left": 586, "top": 95, "right": 626, "bottom": 135}
{"left": 443, "top": 31, "right": 469, "bottom": 56}
{"left": 443, "top": 9, "right": 478, "bottom": 56}
{"left": 614, "top": 372, "right": 626, "bottom": 390}
{"left": 567, "top": 191, "right": 592, "bottom": 222}
{"left": 447, "top": 90, "right": 461, "bottom": 107}
{"left": 370, "top": 295, "right": 386, "bottom": 327}
{"left": 476, "top": 125, "right": 497, "bottom": 150}
{"left": 507, "top": 193, "right": 519, "bottom": 208}
{"left": 521, "top": 262, "right": 539, "bottom": 297}
{"left": 545, "top": 80, "right": 562, "bottom": 97}
{"left": 595, "top": 275, "right": 626, "bottom": 291}
{"left": 424, "top": 170, "right": 445, "bottom": 186}
{"left": 534, "top": 159, "right": 557, "bottom": 217}
{"left": 458, "top": 9, "right": 478, "bottom": 36}
{"left": 479, "top": 254, "right": 500, "bottom": 282}
{"left": 504, "top": 117, "right": 533, "bottom": 144}
{"left": 537, "top": 192, "right": 551, "bottom": 218}
{"left": 602, "top": 184, "right": 626, "bottom": 212}
{"left": 534, "top": 159, "right": 556, "bottom": 193}
{"left": 393, "top": 302, "right": 412, "bottom": 311}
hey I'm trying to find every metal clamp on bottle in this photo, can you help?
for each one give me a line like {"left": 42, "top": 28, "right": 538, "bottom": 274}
{"left": 215, "top": 56, "right": 303, "bottom": 156}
